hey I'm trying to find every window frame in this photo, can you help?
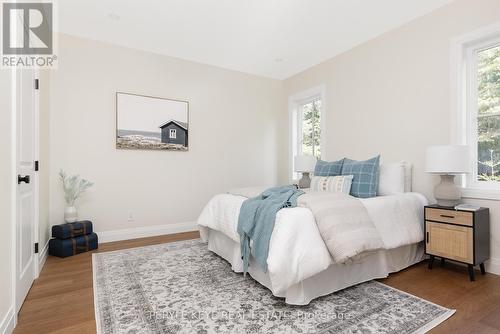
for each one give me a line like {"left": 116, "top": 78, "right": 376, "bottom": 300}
{"left": 169, "top": 128, "right": 177, "bottom": 139}
{"left": 288, "top": 85, "right": 326, "bottom": 182}
{"left": 452, "top": 23, "right": 500, "bottom": 199}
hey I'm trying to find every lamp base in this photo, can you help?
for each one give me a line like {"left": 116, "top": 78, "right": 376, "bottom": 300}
{"left": 298, "top": 172, "right": 311, "bottom": 189}
{"left": 434, "top": 174, "right": 461, "bottom": 207}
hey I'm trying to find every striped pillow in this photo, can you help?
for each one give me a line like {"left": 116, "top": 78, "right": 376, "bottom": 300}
{"left": 310, "top": 175, "right": 354, "bottom": 194}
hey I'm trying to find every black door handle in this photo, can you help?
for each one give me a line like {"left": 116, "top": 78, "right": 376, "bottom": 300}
{"left": 18, "top": 175, "right": 30, "bottom": 184}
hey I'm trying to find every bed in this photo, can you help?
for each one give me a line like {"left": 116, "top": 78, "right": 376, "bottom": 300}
{"left": 197, "top": 163, "right": 428, "bottom": 305}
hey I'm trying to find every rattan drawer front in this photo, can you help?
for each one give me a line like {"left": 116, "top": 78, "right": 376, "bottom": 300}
{"left": 426, "top": 221, "right": 473, "bottom": 264}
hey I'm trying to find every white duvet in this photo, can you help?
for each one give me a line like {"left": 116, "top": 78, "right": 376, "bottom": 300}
{"left": 197, "top": 191, "right": 428, "bottom": 296}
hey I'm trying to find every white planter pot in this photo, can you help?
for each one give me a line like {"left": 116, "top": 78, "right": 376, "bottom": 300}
{"left": 64, "top": 206, "right": 78, "bottom": 223}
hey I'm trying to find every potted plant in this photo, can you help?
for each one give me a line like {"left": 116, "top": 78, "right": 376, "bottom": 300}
{"left": 59, "top": 170, "right": 93, "bottom": 223}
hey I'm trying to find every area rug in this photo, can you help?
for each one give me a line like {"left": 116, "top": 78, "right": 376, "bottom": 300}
{"left": 93, "top": 239, "right": 454, "bottom": 334}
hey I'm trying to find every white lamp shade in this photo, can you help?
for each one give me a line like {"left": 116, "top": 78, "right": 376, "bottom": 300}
{"left": 425, "top": 145, "right": 470, "bottom": 174}
{"left": 294, "top": 155, "right": 317, "bottom": 172}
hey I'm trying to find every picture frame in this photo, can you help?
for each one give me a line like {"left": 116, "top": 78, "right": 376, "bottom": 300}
{"left": 116, "top": 92, "right": 189, "bottom": 151}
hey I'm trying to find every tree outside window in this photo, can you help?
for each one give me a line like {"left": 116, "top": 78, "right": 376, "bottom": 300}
{"left": 477, "top": 45, "right": 500, "bottom": 181}
{"left": 301, "top": 99, "right": 321, "bottom": 159}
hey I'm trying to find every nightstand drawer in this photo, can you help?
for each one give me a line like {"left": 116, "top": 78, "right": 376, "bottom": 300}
{"left": 425, "top": 207, "right": 473, "bottom": 226}
{"left": 426, "top": 221, "right": 473, "bottom": 264}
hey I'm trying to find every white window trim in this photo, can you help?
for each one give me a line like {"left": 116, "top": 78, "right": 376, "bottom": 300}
{"left": 288, "top": 85, "right": 327, "bottom": 182}
{"left": 169, "top": 128, "right": 177, "bottom": 139}
{"left": 451, "top": 22, "right": 500, "bottom": 200}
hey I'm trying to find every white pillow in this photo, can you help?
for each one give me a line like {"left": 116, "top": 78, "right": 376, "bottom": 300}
{"left": 310, "top": 175, "right": 353, "bottom": 194}
{"left": 378, "top": 161, "right": 406, "bottom": 196}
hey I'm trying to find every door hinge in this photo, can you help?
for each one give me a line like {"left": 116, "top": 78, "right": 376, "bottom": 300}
{"left": 34, "top": 79, "right": 39, "bottom": 90}
{"left": 34, "top": 243, "right": 39, "bottom": 254}
{"left": 34, "top": 160, "right": 39, "bottom": 171}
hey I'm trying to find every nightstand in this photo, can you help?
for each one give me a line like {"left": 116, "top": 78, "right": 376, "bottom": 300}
{"left": 424, "top": 205, "right": 490, "bottom": 281}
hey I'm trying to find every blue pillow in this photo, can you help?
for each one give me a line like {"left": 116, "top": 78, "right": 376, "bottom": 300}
{"left": 314, "top": 159, "right": 344, "bottom": 177}
{"left": 341, "top": 156, "right": 380, "bottom": 198}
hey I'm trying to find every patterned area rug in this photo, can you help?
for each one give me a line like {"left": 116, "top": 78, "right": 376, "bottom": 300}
{"left": 93, "top": 239, "right": 454, "bottom": 334}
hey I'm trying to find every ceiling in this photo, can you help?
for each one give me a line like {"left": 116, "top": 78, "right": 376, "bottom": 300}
{"left": 57, "top": 0, "right": 453, "bottom": 79}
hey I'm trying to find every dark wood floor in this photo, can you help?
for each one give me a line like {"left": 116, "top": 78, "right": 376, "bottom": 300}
{"left": 14, "top": 232, "right": 500, "bottom": 333}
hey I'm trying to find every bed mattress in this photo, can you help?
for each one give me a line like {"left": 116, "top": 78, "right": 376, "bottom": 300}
{"left": 198, "top": 191, "right": 427, "bottom": 295}
{"left": 206, "top": 228, "right": 424, "bottom": 305}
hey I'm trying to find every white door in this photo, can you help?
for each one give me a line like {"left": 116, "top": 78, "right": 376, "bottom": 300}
{"left": 15, "top": 69, "right": 38, "bottom": 312}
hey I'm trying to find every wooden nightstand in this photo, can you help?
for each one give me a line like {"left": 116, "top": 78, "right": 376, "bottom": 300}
{"left": 424, "top": 205, "right": 490, "bottom": 281}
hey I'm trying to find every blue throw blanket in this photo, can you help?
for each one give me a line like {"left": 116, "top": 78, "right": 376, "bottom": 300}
{"left": 237, "top": 185, "right": 304, "bottom": 274}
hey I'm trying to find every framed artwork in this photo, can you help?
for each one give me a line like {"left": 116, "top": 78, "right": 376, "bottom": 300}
{"left": 116, "top": 92, "right": 189, "bottom": 151}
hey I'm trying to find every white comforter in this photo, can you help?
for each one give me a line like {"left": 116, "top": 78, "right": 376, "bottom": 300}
{"left": 197, "top": 191, "right": 427, "bottom": 295}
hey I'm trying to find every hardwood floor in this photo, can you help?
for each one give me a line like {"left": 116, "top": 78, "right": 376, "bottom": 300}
{"left": 14, "top": 232, "right": 200, "bottom": 334}
{"left": 14, "top": 232, "right": 500, "bottom": 334}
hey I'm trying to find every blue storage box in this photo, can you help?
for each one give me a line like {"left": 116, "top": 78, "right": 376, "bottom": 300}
{"left": 51, "top": 220, "right": 93, "bottom": 239}
{"left": 49, "top": 232, "right": 98, "bottom": 258}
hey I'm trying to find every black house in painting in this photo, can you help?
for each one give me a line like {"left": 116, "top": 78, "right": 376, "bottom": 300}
{"left": 159, "top": 120, "right": 188, "bottom": 146}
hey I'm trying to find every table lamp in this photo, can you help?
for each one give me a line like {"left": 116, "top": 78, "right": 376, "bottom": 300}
{"left": 425, "top": 145, "right": 470, "bottom": 207}
{"left": 294, "top": 155, "right": 317, "bottom": 188}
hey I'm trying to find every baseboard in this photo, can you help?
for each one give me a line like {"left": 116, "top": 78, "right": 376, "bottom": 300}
{"left": 0, "top": 307, "right": 16, "bottom": 334}
{"left": 98, "top": 221, "right": 198, "bottom": 243}
{"left": 38, "top": 240, "right": 49, "bottom": 275}
{"left": 485, "top": 257, "right": 500, "bottom": 275}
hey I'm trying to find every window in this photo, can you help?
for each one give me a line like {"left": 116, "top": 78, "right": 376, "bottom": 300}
{"left": 299, "top": 99, "right": 322, "bottom": 158}
{"left": 289, "top": 86, "right": 325, "bottom": 180}
{"left": 453, "top": 24, "right": 500, "bottom": 197}
{"left": 475, "top": 45, "right": 500, "bottom": 183}
{"left": 169, "top": 129, "right": 177, "bottom": 139}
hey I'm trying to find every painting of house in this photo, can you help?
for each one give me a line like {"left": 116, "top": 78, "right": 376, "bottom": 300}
{"left": 116, "top": 92, "right": 189, "bottom": 151}
{"left": 159, "top": 120, "right": 188, "bottom": 146}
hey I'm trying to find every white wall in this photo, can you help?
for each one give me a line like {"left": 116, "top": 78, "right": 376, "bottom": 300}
{"left": 49, "top": 34, "right": 284, "bottom": 236}
{"left": 283, "top": 0, "right": 500, "bottom": 273}
{"left": 0, "top": 71, "right": 15, "bottom": 332}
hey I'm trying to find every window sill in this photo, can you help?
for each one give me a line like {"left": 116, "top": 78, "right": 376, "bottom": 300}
{"left": 462, "top": 187, "right": 500, "bottom": 201}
